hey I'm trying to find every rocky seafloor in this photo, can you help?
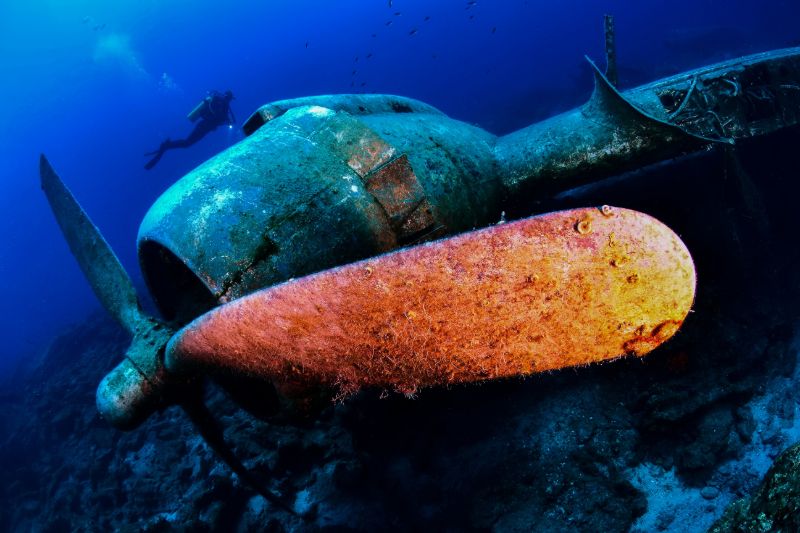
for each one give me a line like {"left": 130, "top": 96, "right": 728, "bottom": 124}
{"left": 3, "top": 130, "right": 800, "bottom": 532}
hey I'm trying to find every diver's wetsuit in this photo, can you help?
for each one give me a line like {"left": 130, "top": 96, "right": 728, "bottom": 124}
{"left": 145, "top": 91, "right": 235, "bottom": 170}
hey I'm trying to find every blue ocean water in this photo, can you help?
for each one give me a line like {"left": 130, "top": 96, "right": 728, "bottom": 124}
{"left": 1, "top": 0, "right": 798, "bottom": 379}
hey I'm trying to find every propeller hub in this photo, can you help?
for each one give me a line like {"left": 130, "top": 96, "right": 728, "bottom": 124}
{"left": 97, "top": 320, "right": 176, "bottom": 430}
{"left": 96, "top": 359, "right": 165, "bottom": 430}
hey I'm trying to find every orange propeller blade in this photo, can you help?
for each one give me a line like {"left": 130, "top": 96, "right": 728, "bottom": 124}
{"left": 167, "top": 206, "right": 696, "bottom": 396}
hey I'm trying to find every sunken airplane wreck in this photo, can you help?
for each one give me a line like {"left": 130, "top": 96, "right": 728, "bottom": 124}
{"left": 41, "top": 39, "right": 800, "bottom": 507}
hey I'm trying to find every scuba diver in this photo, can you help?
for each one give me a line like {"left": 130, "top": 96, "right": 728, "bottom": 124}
{"left": 144, "top": 90, "right": 236, "bottom": 170}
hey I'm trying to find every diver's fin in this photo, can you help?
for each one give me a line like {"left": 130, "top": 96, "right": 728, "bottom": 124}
{"left": 39, "top": 155, "right": 144, "bottom": 333}
{"left": 584, "top": 56, "right": 732, "bottom": 145}
{"left": 144, "top": 149, "right": 166, "bottom": 170}
{"left": 180, "top": 387, "right": 299, "bottom": 516}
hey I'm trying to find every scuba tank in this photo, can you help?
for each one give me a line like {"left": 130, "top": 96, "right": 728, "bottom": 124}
{"left": 187, "top": 96, "right": 212, "bottom": 122}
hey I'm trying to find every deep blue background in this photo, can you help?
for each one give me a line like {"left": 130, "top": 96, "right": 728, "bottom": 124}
{"left": 0, "top": 0, "right": 797, "bottom": 379}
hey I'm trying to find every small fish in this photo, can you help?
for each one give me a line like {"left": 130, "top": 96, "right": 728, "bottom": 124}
{"left": 469, "top": 15, "right": 475, "bottom": 20}
{"left": 491, "top": 26, "right": 496, "bottom": 34}
{"left": 305, "top": 41, "right": 309, "bottom": 48}
{"left": 366, "top": 53, "right": 373, "bottom": 59}
{"left": 394, "top": 11, "right": 402, "bottom": 16}
{"left": 354, "top": 56, "right": 359, "bottom": 62}
{"left": 409, "top": 28, "right": 418, "bottom": 36}
{"left": 466, "top": 0, "right": 478, "bottom": 7}
{"left": 360, "top": 82, "right": 366, "bottom": 87}
{"left": 93, "top": 23, "right": 106, "bottom": 31}
{"left": 352, "top": 70, "right": 357, "bottom": 76}
{"left": 424, "top": 16, "right": 431, "bottom": 22}
{"left": 388, "top": 0, "right": 392, "bottom": 6}
{"left": 372, "top": 33, "right": 377, "bottom": 38}
{"left": 385, "top": 20, "right": 393, "bottom": 26}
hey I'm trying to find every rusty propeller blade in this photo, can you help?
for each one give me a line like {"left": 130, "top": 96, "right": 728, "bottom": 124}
{"left": 39, "top": 154, "right": 145, "bottom": 333}
{"left": 39, "top": 156, "right": 301, "bottom": 507}
{"left": 167, "top": 206, "right": 696, "bottom": 397}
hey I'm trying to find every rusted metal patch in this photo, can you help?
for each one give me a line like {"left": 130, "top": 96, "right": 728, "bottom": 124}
{"left": 304, "top": 109, "right": 445, "bottom": 245}
{"left": 346, "top": 136, "right": 396, "bottom": 177}
{"left": 306, "top": 112, "right": 397, "bottom": 177}
{"left": 168, "top": 207, "right": 696, "bottom": 399}
{"left": 363, "top": 154, "right": 441, "bottom": 243}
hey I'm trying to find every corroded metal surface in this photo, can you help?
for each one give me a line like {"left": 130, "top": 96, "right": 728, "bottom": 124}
{"left": 363, "top": 154, "right": 444, "bottom": 244}
{"left": 40, "top": 155, "right": 144, "bottom": 334}
{"left": 167, "top": 207, "right": 696, "bottom": 397}
{"left": 496, "top": 47, "right": 800, "bottom": 196}
{"left": 142, "top": 48, "right": 800, "bottom": 327}
{"left": 95, "top": 318, "right": 175, "bottom": 430}
{"left": 42, "top": 46, "right": 800, "bottom": 431}
{"left": 138, "top": 105, "right": 401, "bottom": 320}
{"left": 627, "top": 47, "right": 800, "bottom": 140}
{"left": 604, "top": 14, "right": 618, "bottom": 86}
{"left": 139, "top": 101, "right": 498, "bottom": 322}
{"left": 495, "top": 59, "right": 718, "bottom": 196}
{"left": 39, "top": 156, "right": 175, "bottom": 429}
{"left": 242, "top": 94, "right": 444, "bottom": 136}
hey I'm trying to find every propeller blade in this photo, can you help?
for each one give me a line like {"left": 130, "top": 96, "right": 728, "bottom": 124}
{"left": 39, "top": 154, "right": 143, "bottom": 333}
{"left": 179, "top": 386, "right": 298, "bottom": 516}
{"left": 40, "top": 155, "right": 304, "bottom": 495}
{"left": 167, "top": 206, "right": 696, "bottom": 396}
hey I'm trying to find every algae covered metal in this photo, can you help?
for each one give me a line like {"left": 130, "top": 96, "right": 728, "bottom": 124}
{"left": 139, "top": 48, "right": 800, "bottom": 336}
{"left": 138, "top": 96, "right": 501, "bottom": 322}
{"left": 41, "top": 46, "right": 800, "bottom": 433}
{"left": 498, "top": 47, "right": 800, "bottom": 197}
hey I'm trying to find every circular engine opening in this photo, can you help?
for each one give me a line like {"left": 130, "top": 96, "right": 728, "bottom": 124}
{"left": 138, "top": 240, "right": 219, "bottom": 325}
